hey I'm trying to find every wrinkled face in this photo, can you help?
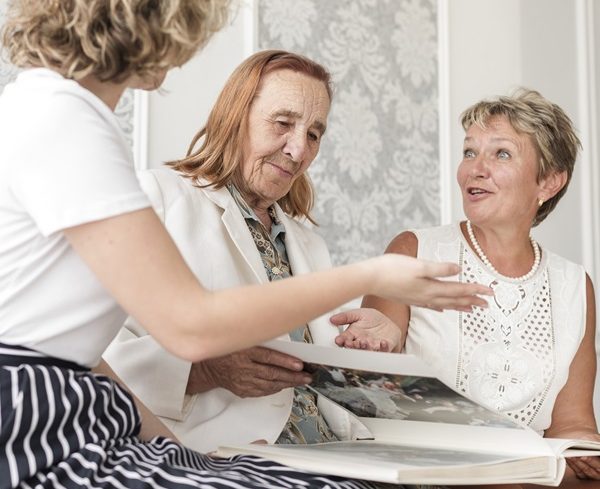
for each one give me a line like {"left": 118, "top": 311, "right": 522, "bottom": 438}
{"left": 457, "top": 115, "right": 545, "bottom": 228}
{"left": 240, "top": 69, "right": 330, "bottom": 208}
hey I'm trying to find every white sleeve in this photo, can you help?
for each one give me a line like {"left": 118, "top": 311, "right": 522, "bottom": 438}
{"left": 104, "top": 317, "right": 194, "bottom": 421}
{"left": 136, "top": 169, "right": 166, "bottom": 219}
{"left": 10, "top": 91, "right": 150, "bottom": 236}
{"left": 104, "top": 169, "right": 193, "bottom": 421}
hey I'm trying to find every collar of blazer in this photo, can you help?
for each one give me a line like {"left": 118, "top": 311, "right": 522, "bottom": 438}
{"left": 196, "top": 178, "right": 314, "bottom": 280}
{"left": 195, "top": 178, "right": 333, "bottom": 343}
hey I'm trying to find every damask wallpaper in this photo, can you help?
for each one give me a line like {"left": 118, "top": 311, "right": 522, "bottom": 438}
{"left": 258, "top": 0, "right": 440, "bottom": 265}
{"left": 1, "top": 1, "right": 439, "bottom": 267}
{"left": 0, "top": 3, "right": 135, "bottom": 148}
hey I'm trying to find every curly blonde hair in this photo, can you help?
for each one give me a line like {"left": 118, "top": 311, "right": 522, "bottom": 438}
{"left": 461, "top": 88, "right": 581, "bottom": 226}
{"left": 1, "top": 0, "right": 230, "bottom": 82}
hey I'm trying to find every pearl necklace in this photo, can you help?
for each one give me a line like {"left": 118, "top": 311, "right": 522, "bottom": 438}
{"left": 466, "top": 220, "right": 540, "bottom": 282}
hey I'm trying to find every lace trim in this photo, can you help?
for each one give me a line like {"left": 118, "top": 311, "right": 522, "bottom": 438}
{"left": 456, "top": 243, "right": 555, "bottom": 426}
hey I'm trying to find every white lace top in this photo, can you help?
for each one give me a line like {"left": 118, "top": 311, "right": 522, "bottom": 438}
{"left": 405, "top": 223, "right": 586, "bottom": 434}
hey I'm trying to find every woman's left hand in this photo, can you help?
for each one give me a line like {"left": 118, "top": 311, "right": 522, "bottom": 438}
{"left": 330, "top": 308, "right": 403, "bottom": 352}
{"left": 564, "top": 433, "right": 600, "bottom": 480}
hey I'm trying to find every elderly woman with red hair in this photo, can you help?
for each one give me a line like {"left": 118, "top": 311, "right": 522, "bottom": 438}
{"left": 107, "top": 49, "right": 410, "bottom": 453}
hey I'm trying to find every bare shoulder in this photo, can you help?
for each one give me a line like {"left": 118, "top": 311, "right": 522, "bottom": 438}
{"left": 385, "top": 231, "right": 418, "bottom": 257}
{"left": 585, "top": 272, "right": 596, "bottom": 334}
{"left": 585, "top": 273, "right": 595, "bottom": 295}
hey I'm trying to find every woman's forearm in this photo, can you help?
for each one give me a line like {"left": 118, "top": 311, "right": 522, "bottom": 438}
{"left": 66, "top": 209, "right": 491, "bottom": 363}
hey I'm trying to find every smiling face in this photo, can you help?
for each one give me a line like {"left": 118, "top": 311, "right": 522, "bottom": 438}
{"left": 239, "top": 69, "right": 330, "bottom": 210}
{"left": 457, "top": 115, "right": 555, "bottom": 230}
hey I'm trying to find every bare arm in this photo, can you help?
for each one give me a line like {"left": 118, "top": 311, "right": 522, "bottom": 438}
{"left": 544, "top": 274, "right": 600, "bottom": 480}
{"left": 65, "top": 210, "right": 491, "bottom": 363}
{"left": 458, "top": 278, "right": 600, "bottom": 487}
{"left": 360, "top": 231, "right": 419, "bottom": 351}
{"left": 546, "top": 275, "right": 597, "bottom": 438}
{"left": 334, "top": 232, "right": 461, "bottom": 353}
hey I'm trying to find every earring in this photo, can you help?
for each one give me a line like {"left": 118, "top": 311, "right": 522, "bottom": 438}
{"left": 538, "top": 199, "right": 544, "bottom": 207}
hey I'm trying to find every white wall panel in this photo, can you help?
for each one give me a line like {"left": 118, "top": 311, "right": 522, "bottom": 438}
{"left": 146, "top": 5, "right": 252, "bottom": 168}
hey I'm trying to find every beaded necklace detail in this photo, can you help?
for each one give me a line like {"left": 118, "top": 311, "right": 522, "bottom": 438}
{"left": 466, "top": 220, "right": 540, "bottom": 282}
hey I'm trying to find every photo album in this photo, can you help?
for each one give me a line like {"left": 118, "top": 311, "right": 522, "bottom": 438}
{"left": 216, "top": 340, "right": 600, "bottom": 486}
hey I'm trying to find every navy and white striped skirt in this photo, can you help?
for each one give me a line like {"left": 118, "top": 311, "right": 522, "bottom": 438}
{"left": 0, "top": 343, "right": 378, "bottom": 489}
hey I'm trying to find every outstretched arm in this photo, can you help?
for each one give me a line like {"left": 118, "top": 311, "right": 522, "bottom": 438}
{"left": 332, "top": 232, "right": 423, "bottom": 352}
{"left": 361, "top": 232, "right": 421, "bottom": 352}
{"left": 66, "top": 211, "right": 491, "bottom": 363}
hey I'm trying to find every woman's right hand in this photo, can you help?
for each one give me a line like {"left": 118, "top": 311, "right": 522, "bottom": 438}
{"left": 331, "top": 308, "right": 403, "bottom": 352}
{"left": 365, "top": 253, "right": 493, "bottom": 312}
{"left": 186, "top": 346, "right": 311, "bottom": 397}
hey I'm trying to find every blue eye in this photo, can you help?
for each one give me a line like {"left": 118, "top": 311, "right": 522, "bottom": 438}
{"left": 498, "top": 149, "right": 511, "bottom": 159}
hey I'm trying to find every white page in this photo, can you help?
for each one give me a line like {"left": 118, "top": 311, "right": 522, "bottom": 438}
{"left": 544, "top": 437, "right": 600, "bottom": 457}
{"left": 363, "top": 418, "right": 554, "bottom": 457}
{"left": 217, "top": 440, "right": 559, "bottom": 485}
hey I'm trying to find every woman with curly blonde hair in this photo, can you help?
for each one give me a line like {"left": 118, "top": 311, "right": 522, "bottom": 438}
{"left": 0, "top": 1, "right": 492, "bottom": 487}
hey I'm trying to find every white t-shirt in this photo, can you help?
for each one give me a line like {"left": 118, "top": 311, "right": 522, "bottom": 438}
{"left": 0, "top": 68, "right": 150, "bottom": 367}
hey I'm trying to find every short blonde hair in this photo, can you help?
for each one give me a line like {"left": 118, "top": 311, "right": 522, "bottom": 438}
{"left": 461, "top": 88, "right": 581, "bottom": 226}
{"left": 1, "top": 0, "right": 230, "bottom": 83}
{"left": 169, "top": 50, "right": 333, "bottom": 224}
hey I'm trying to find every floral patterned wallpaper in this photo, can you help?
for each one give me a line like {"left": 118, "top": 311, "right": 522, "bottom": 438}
{"left": 2, "top": 1, "right": 440, "bottom": 267}
{"left": 259, "top": 0, "right": 440, "bottom": 265}
{"left": 0, "top": 3, "right": 135, "bottom": 147}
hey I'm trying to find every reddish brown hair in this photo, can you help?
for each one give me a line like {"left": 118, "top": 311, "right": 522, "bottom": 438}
{"left": 169, "top": 49, "right": 333, "bottom": 223}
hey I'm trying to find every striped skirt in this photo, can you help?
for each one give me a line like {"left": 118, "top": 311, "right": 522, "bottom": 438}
{"left": 0, "top": 343, "right": 379, "bottom": 489}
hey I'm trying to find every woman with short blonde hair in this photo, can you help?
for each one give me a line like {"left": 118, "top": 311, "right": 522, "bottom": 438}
{"left": 340, "top": 89, "right": 600, "bottom": 487}
{"left": 460, "top": 88, "right": 579, "bottom": 225}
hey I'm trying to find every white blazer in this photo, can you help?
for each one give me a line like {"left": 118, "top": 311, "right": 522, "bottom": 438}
{"left": 104, "top": 168, "right": 366, "bottom": 452}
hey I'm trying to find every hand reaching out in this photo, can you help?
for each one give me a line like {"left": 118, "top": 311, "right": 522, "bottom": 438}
{"left": 368, "top": 254, "right": 493, "bottom": 312}
{"left": 331, "top": 308, "right": 403, "bottom": 352}
{"left": 563, "top": 433, "right": 600, "bottom": 480}
{"left": 186, "top": 346, "right": 312, "bottom": 398}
